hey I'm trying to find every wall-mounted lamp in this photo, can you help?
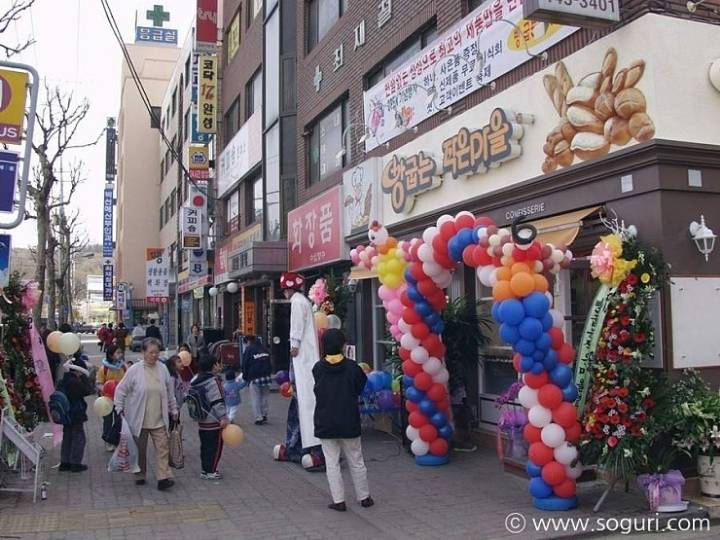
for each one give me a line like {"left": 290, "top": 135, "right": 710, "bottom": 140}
{"left": 335, "top": 148, "right": 346, "bottom": 162}
{"left": 709, "top": 58, "right": 720, "bottom": 93}
{"left": 208, "top": 286, "right": 219, "bottom": 297}
{"left": 686, "top": 0, "right": 708, "bottom": 13}
{"left": 689, "top": 215, "right": 716, "bottom": 261}
{"left": 515, "top": 112, "right": 536, "bottom": 125}
{"left": 226, "top": 282, "right": 239, "bottom": 294}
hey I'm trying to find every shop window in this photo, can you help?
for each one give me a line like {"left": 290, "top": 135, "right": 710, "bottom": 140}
{"left": 306, "top": 0, "right": 346, "bottom": 53}
{"left": 227, "top": 9, "right": 241, "bottom": 65}
{"left": 371, "top": 279, "right": 391, "bottom": 370}
{"left": 246, "top": 69, "right": 262, "bottom": 119}
{"left": 248, "top": 0, "right": 263, "bottom": 27}
{"left": 246, "top": 175, "right": 263, "bottom": 226}
{"left": 225, "top": 97, "right": 241, "bottom": 142}
{"left": 307, "top": 100, "right": 349, "bottom": 185}
{"left": 366, "top": 26, "right": 438, "bottom": 88}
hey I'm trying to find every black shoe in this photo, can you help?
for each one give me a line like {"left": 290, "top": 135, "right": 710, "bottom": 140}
{"left": 157, "top": 479, "right": 174, "bottom": 491}
{"left": 328, "top": 502, "right": 347, "bottom": 512}
{"left": 70, "top": 464, "right": 88, "bottom": 473}
{"left": 58, "top": 462, "right": 72, "bottom": 472}
{"left": 361, "top": 497, "right": 375, "bottom": 508}
{"left": 254, "top": 419, "right": 264, "bottom": 425}
{"left": 263, "top": 416, "right": 268, "bottom": 423}
{"left": 135, "top": 479, "right": 146, "bottom": 486}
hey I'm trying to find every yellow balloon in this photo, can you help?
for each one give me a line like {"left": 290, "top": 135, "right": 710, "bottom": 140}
{"left": 222, "top": 424, "right": 245, "bottom": 447}
{"left": 93, "top": 396, "right": 114, "bottom": 417}
{"left": 178, "top": 350, "right": 192, "bottom": 367}
{"left": 314, "top": 311, "right": 329, "bottom": 330}
{"left": 47, "top": 331, "right": 63, "bottom": 353}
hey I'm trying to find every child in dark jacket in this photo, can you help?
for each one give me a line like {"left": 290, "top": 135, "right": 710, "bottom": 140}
{"left": 191, "top": 354, "right": 229, "bottom": 480}
{"left": 313, "top": 329, "right": 373, "bottom": 512}
{"left": 59, "top": 356, "right": 95, "bottom": 472}
{"left": 241, "top": 335, "right": 273, "bottom": 424}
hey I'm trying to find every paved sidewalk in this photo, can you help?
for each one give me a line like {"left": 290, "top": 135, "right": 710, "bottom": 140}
{"left": 1, "top": 391, "right": 717, "bottom": 540}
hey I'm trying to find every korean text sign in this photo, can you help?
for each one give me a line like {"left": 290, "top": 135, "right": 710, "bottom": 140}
{"left": 103, "top": 186, "right": 113, "bottom": 257}
{"left": 195, "top": 0, "right": 218, "bottom": 51}
{"left": 362, "top": 0, "right": 577, "bottom": 151}
{"left": 146, "top": 248, "right": 169, "bottom": 303}
{"left": 287, "top": 185, "right": 344, "bottom": 272}
{"left": 181, "top": 207, "right": 202, "bottom": 249}
{"left": 217, "top": 112, "right": 261, "bottom": 197}
{"left": 0, "top": 151, "right": 19, "bottom": 213}
{"left": 198, "top": 55, "right": 218, "bottom": 134}
{"left": 0, "top": 69, "right": 28, "bottom": 145}
{"left": 103, "top": 264, "right": 113, "bottom": 301}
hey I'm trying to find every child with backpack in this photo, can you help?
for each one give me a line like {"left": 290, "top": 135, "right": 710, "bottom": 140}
{"left": 96, "top": 345, "right": 127, "bottom": 452}
{"left": 241, "top": 335, "right": 273, "bottom": 425}
{"left": 186, "top": 354, "right": 229, "bottom": 480}
{"left": 222, "top": 370, "right": 246, "bottom": 424}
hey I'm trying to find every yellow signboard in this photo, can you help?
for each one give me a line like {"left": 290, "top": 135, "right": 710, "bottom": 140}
{"left": 189, "top": 144, "right": 209, "bottom": 179}
{"left": 0, "top": 69, "right": 28, "bottom": 145}
{"left": 198, "top": 55, "right": 217, "bottom": 134}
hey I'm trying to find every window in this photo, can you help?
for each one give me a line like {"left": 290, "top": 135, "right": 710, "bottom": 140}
{"left": 164, "top": 198, "right": 171, "bottom": 227}
{"left": 151, "top": 106, "right": 161, "bottom": 129}
{"left": 246, "top": 175, "right": 263, "bottom": 225}
{"left": 227, "top": 9, "right": 240, "bottom": 64}
{"left": 165, "top": 107, "right": 170, "bottom": 127}
{"left": 307, "top": 100, "right": 349, "bottom": 185}
{"left": 265, "top": 123, "right": 280, "bottom": 240}
{"left": 165, "top": 149, "right": 171, "bottom": 174}
{"left": 184, "top": 108, "right": 190, "bottom": 141}
{"left": 171, "top": 136, "right": 177, "bottom": 163}
{"left": 160, "top": 158, "right": 165, "bottom": 181}
{"left": 248, "top": 0, "right": 263, "bottom": 26}
{"left": 224, "top": 98, "right": 240, "bottom": 142}
{"left": 184, "top": 56, "right": 191, "bottom": 87}
{"left": 170, "top": 188, "right": 177, "bottom": 217}
{"left": 169, "top": 242, "right": 176, "bottom": 270}
{"left": 227, "top": 190, "right": 240, "bottom": 234}
{"left": 367, "top": 26, "right": 438, "bottom": 87}
{"left": 171, "top": 88, "right": 177, "bottom": 117}
{"left": 160, "top": 205, "right": 164, "bottom": 229}
{"left": 246, "top": 69, "right": 262, "bottom": 119}
{"left": 307, "top": 0, "right": 346, "bottom": 52}
{"left": 264, "top": 9, "right": 279, "bottom": 125}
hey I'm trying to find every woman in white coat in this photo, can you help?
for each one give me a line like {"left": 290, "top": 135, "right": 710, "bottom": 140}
{"left": 114, "top": 337, "right": 178, "bottom": 491}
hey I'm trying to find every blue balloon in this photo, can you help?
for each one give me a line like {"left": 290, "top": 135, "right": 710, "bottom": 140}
{"left": 563, "top": 383, "right": 579, "bottom": 402}
{"left": 519, "top": 317, "right": 543, "bottom": 341}
{"left": 516, "top": 339, "right": 536, "bottom": 357}
{"left": 536, "top": 332, "right": 552, "bottom": 352}
{"left": 499, "top": 299, "right": 525, "bottom": 326}
{"left": 416, "top": 301, "right": 433, "bottom": 318}
{"left": 526, "top": 460, "right": 542, "bottom": 478}
{"left": 520, "top": 356, "right": 534, "bottom": 373}
{"left": 431, "top": 323, "right": 445, "bottom": 335}
{"left": 531, "top": 362, "right": 545, "bottom": 375}
{"left": 419, "top": 398, "right": 436, "bottom": 416}
{"left": 448, "top": 236, "right": 464, "bottom": 262}
{"left": 543, "top": 353, "right": 558, "bottom": 371}
{"left": 544, "top": 349, "right": 558, "bottom": 368}
{"left": 533, "top": 350, "right": 546, "bottom": 363}
{"left": 500, "top": 323, "right": 521, "bottom": 344}
{"left": 408, "top": 285, "right": 423, "bottom": 303}
{"left": 431, "top": 411, "right": 448, "bottom": 428}
{"left": 405, "top": 386, "right": 425, "bottom": 403}
{"left": 362, "top": 382, "right": 373, "bottom": 397}
{"left": 541, "top": 312, "right": 553, "bottom": 331}
{"left": 550, "top": 364, "right": 573, "bottom": 388}
{"left": 425, "top": 313, "right": 441, "bottom": 326}
{"left": 439, "top": 425, "right": 454, "bottom": 440}
{"left": 404, "top": 268, "right": 417, "bottom": 285}
{"left": 529, "top": 477, "right": 553, "bottom": 498}
{"left": 402, "top": 375, "right": 414, "bottom": 389}
{"left": 377, "top": 390, "right": 395, "bottom": 410}
{"left": 523, "top": 292, "right": 551, "bottom": 319}
{"left": 491, "top": 302, "right": 502, "bottom": 323}
{"left": 457, "top": 228, "right": 476, "bottom": 248}
{"left": 367, "top": 371, "right": 385, "bottom": 392}
{"left": 381, "top": 371, "right": 393, "bottom": 390}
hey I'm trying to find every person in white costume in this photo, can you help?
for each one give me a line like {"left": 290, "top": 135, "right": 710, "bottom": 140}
{"left": 273, "top": 272, "right": 325, "bottom": 470}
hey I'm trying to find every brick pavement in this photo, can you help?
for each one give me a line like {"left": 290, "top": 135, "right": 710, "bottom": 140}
{"left": 1, "top": 357, "right": 718, "bottom": 539}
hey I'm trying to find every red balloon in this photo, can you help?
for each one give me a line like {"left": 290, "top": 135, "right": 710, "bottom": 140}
{"left": 475, "top": 216, "right": 495, "bottom": 227}
{"left": 103, "top": 380, "right": 117, "bottom": 400}
{"left": 419, "top": 424, "right": 438, "bottom": 442}
{"left": 439, "top": 221, "right": 457, "bottom": 241}
{"left": 512, "top": 247, "right": 527, "bottom": 262}
{"left": 455, "top": 214, "right": 476, "bottom": 230}
{"left": 565, "top": 423, "right": 582, "bottom": 444}
{"left": 541, "top": 461, "right": 567, "bottom": 486}
{"left": 422, "top": 335, "right": 443, "bottom": 357}
{"left": 403, "top": 308, "right": 422, "bottom": 325}
{"left": 399, "top": 348, "right": 410, "bottom": 361}
{"left": 408, "top": 412, "right": 428, "bottom": 428}
{"left": 473, "top": 246, "right": 492, "bottom": 267}
{"left": 436, "top": 398, "right": 450, "bottom": 412}
{"left": 405, "top": 400, "right": 418, "bottom": 413}
{"left": 418, "top": 280, "right": 438, "bottom": 298}
{"left": 558, "top": 343, "right": 575, "bottom": 364}
{"left": 492, "top": 256, "right": 503, "bottom": 267}
{"left": 410, "top": 263, "right": 427, "bottom": 283}
{"left": 402, "top": 360, "right": 423, "bottom": 377}
{"left": 541, "top": 245, "right": 552, "bottom": 259}
{"left": 280, "top": 382, "right": 293, "bottom": 398}
{"left": 552, "top": 402, "right": 578, "bottom": 428}
{"left": 462, "top": 246, "right": 476, "bottom": 267}
{"left": 554, "top": 478, "right": 577, "bottom": 498}
{"left": 401, "top": 292, "right": 414, "bottom": 308}
{"left": 427, "top": 383, "right": 447, "bottom": 402}
{"left": 432, "top": 234, "right": 449, "bottom": 255}
{"left": 523, "top": 424, "right": 542, "bottom": 443}
{"left": 429, "top": 437, "right": 449, "bottom": 456}
{"left": 512, "top": 353, "right": 522, "bottom": 372}
{"left": 528, "top": 442, "right": 555, "bottom": 466}
{"left": 524, "top": 372, "right": 549, "bottom": 389}
{"left": 548, "top": 327, "right": 564, "bottom": 350}
{"left": 411, "top": 323, "right": 430, "bottom": 340}
{"left": 414, "top": 372, "right": 433, "bottom": 392}
{"left": 538, "top": 384, "right": 563, "bottom": 410}
{"left": 526, "top": 244, "right": 542, "bottom": 261}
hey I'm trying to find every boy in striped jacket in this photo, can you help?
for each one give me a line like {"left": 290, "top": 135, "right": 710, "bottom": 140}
{"left": 191, "top": 354, "right": 229, "bottom": 480}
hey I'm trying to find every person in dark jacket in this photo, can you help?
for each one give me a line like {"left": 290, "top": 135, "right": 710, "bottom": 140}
{"left": 114, "top": 322, "right": 129, "bottom": 352}
{"left": 145, "top": 319, "right": 162, "bottom": 347}
{"left": 312, "top": 329, "right": 373, "bottom": 512}
{"left": 241, "top": 335, "right": 272, "bottom": 425}
{"left": 59, "top": 356, "right": 95, "bottom": 472}
{"left": 40, "top": 323, "right": 61, "bottom": 383}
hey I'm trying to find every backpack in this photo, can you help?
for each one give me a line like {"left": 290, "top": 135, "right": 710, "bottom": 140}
{"left": 184, "top": 383, "right": 210, "bottom": 421}
{"left": 49, "top": 387, "right": 72, "bottom": 425}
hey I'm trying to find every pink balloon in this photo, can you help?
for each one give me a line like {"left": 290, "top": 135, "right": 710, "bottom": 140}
{"left": 378, "top": 285, "right": 393, "bottom": 301}
{"left": 386, "top": 312, "right": 400, "bottom": 325}
{"left": 388, "top": 299, "right": 403, "bottom": 315}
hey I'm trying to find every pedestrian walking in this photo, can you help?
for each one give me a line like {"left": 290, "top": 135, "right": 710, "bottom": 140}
{"left": 177, "top": 343, "right": 198, "bottom": 382}
{"left": 97, "top": 344, "right": 127, "bottom": 451}
{"left": 241, "top": 335, "right": 272, "bottom": 425}
{"left": 222, "top": 369, "right": 245, "bottom": 424}
{"left": 186, "top": 324, "right": 206, "bottom": 361}
{"left": 313, "top": 329, "right": 373, "bottom": 512}
{"left": 165, "top": 355, "right": 189, "bottom": 413}
{"left": 114, "top": 337, "right": 178, "bottom": 491}
{"left": 58, "top": 356, "right": 95, "bottom": 472}
{"left": 189, "top": 354, "right": 228, "bottom": 480}
{"left": 114, "top": 322, "right": 129, "bottom": 352}
{"left": 102, "top": 322, "right": 115, "bottom": 352}
{"left": 144, "top": 318, "right": 162, "bottom": 347}
{"left": 97, "top": 323, "right": 108, "bottom": 353}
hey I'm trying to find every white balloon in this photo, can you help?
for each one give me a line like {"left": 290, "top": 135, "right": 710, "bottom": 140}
{"left": 498, "top": 228, "right": 511, "bottom": 238}
{"left": 518, "top": 385, "right": 539, "bottom": 409}
{"left": 226, "top": 282, "right": 239, "bottom": 294}
{"left": 422, "top": 227, "right": 439, "bottom": 244}
{"left": 400, "top": 334, "right": 420, "bottom": 350}
{"left": 551, "top": 249, "right": 565, "bottom": 263}
{"left": 541, "top": 423, "right": 567, "bottom": 449}
{"left": 398, "top": 319, "right": 411, "bottom": 334}
{"left": 565, "top": 249, "right": 573, "bottom": 261}
{"left": 410, "top": 347, "right": 429, "bottom": 365}
{"left": 208, "top": 286, "right": 218, "bottom": 297}
{"left": 423, "top": 356, "right": 443, "bottom": 375}
{"left": 554, "top": 442, "right": 579, "bottom": 465}
{"left": 566, "top": 463, "right": 583, "bottom": 479}
{"left": 544, "top": 291, "right": 554, "bottom": 307}
{"left": 423, "top": 262, "right": 442, "bottom": 277}
{"left": 436, "top": 214, "right": 454, "bottom": 227}
{"left": 59, "top": 333, "right": 81, "bottom": 355}
{"left": 502, "top": 243, "right": 514, "bottom": 256}
{"left": 477, "top": 266, "right": 494, "bottom": 287}
{"left": 476, "top": 226, "right": 487, "bottom": 241}
{"left": 550, "top": 309, "right": 564, "bottom": 328}
{"left": 488, "top": 268, "right": 499, "bottom": 287}
{"left": 418, "top": 244, "right": 435, "bottom": 263}
{"left": 528, "top": 405, "right": 552, "bottom": 428}
{"left": 406, "top": 425, "right": 420, "bottom": 441}
{"left": 437, "top": 273, "right": 453, "bottom": 289}
{"left": 411, "top": 438, "right": 430, "bottom": 456}
{"left": 488, "top": 234, "right": 501, "bottom": 247}
{"left": 433, "top": 369, "right": 449, "bottom": 384}
{"left": 534, "top": 260, "right": 544, "bottom": 273}
{"left": 456, "top": 210, "right": 474, "bottom": 221}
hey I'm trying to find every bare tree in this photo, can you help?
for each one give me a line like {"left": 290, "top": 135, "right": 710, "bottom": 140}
{"left": 55, "top": 208, "right": 88, "bottom": 325}
{"left": 26, "top": 84, "right": 102, "bottom": 328}
{"left": 0, "top": 0, "right": 35, "bottom": 58}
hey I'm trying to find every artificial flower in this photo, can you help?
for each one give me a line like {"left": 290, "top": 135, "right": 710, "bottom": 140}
{"left": 608, "top": 436, "right": 619, "bottom": 448}
{"left": 641, "top": 273, "right": 651, "bottom": 284}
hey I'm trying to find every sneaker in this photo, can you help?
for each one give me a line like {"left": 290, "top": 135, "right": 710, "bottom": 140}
{"left": 135, "top": 479, "right": 146, "bottom": 486}
{"left": 70, "top": 464, "right": 88, "bottom": 472}
{"left": 105, "top": 443, "right": 116, "bottom": 452}
{"left": 58, "top": 462, "right": 72, "bottom": 472}
{"left": 200, "top": 472, "right": 223, "bottom": 480}
{"left": 262, "top": 416, "right": 268, "bottom": 423}
{"left": 361, "top": 497, "right": 375, "bottom": 508}
{"left": 157, "top": 479, "right": 174, "bottom": 491}
{"left": 453, "top": 441, "right": 477, "bottom": 453}
{"left": 328, "top": 502, "right": 347, "bottom": 512}
{"left": 254, "top": 419, "right": 264, "bottom": 425}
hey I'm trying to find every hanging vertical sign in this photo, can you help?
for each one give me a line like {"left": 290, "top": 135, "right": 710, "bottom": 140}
{"left": 188, "top": 144, "right": 209, "bottom": 179}
{"left": 197, "top": 54, "right": 217, "bottom": 134}
{"left": 0, "top": 69, "right": 29, "bottom": 145}
{"left": 105, "top": 119, "right": 116, "bottom": 180}
{"left": 189, "top": 248, "right": 207, "bottom": 277}
{"left": 181, "top": 207, "right": 201, "bottom": 248}
{"left": 102, "top": 185, "right": 114, "bottom": 258}
{"left": 195, "top": 0, "right": 218, "bottom": 52}
{"left": 0, "top": 234, "right": 10, "bottom": 288}
{"left": 0, "top": 151, "right": 19, "bottom": 213}
{"left": 103, "top": 262, "right": 114, "bottom": 301}
{"left": 146, "top": 248, "right": 170, "bottom": 303}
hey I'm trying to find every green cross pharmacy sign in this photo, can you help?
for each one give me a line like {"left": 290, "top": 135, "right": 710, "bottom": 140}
{"left": 136, "top": 4, "right": 177, "bottom": 45}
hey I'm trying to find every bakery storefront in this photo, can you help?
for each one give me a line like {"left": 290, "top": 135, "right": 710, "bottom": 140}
{"left": 361, "top": 13, "right": 720, "bottom": 436}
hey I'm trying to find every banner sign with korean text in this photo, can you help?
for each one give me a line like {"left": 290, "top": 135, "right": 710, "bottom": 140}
{"left": 342, "top": 157, "right": 382, "bottom": 237}
{"left": 198, "top": 54, "right": 218, "bottom": 134}
{"left": 362, "top": 0, "right": 578, "bottom": 151}
{"left": 103, "top": 263, "right": 113, "bottom": 301}
{"left": 0, "top": 151, "right": 19, "bottom": 213}
{"left": 181, "top": 207, "right": 202, "bottom": 249}
{"left": 135, "top": 26, "right": 178, "bottom": 45}
{"left": 0, "top": 68, "right": 28, "bottom": 145}
{"left": 103, "top": 185, "right": 114, "bottom": 258}
{"left": 105, "top": 123, "right": 116, "bottom": 180}
{"left": 146, "top": 248, "right": 169, "bottom": 302}
{"left": 288, "top": 185, "right": 344, "bottom": 272}
{"left": 177, "top": 271, "right": 211, "bottom": 294}
{"left": 0, "top": 234, "right": 10, "bottom": 288}
{"left": 217, "top": 112, "right": 261, "bottom": 197}
{"left": 116, "top": 284, "right": 127, "bottom": 312}
{"left": 195, "top": 0, "right": 218, "bottom": 52}
{"left": 189, "top": 144, "right": 210, "bottom": 180}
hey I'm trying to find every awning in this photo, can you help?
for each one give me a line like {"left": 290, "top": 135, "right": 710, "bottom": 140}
{"left": 349, "top": 266, "right": 377, "bottom": 280}
{"left": 528, "top": 206, "right": 600, "bottom": 247}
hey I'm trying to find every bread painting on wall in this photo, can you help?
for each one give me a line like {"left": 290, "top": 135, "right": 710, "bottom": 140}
{"left": 541, "top": 48, "right": 655, "bottom": 174}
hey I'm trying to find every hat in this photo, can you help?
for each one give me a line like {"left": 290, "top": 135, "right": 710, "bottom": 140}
{"left": 280, "top": 272, "right": 305, "bottom": 290}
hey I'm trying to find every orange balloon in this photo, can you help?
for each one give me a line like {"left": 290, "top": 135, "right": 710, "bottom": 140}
{"left": 534, "top": 274, "right": 549, "bottom": 293}
{"left": 496, "top": 267, "right": 512, "bottom": 281}
{"left": 493, "top": 280, "right": 514, "bottom": 301}
{"left": 386, "top": 237, "right": 398, "bottom": 249}
{"left": 510, "top": 272, "right": 535, "bottom": 297}
{"left": 378, "top": 244, "right": 389, "bottom": 255}
{"left": 511, "top": 262, "right": 532, "bottom": 275}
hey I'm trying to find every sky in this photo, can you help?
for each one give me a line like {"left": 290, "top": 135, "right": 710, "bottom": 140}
{"left": 7, "top": 0, "right": 196, "bottom": 247}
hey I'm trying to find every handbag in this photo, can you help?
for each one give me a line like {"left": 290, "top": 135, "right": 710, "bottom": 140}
{"left": 169, "top": 420, "right": 185, "bottom": 469}
{"left": 108, "top": 421, "right": 140, "bottom": 473}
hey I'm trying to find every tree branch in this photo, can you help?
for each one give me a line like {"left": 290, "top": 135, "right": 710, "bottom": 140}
{"left": 0, "top": 0, "right": 35, "bottom": 58}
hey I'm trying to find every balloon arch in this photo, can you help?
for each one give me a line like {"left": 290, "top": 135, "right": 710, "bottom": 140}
{"left": 351, "top": 213, "right": 582, "bottom": 510}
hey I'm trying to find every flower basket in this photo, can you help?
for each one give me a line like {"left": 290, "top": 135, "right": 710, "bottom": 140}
{"left": 697, "top": 455, "right": 720, "bottom": 497}
{"left": 637, "top": 470, "right": 685, "bottom": 511}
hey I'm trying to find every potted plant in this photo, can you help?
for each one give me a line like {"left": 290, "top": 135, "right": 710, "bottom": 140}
{"left": 636, "top": 445, "right": 686, "bottom": 512}
{"left": 664, "top": 369, "right": 720, "bottom": 497}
